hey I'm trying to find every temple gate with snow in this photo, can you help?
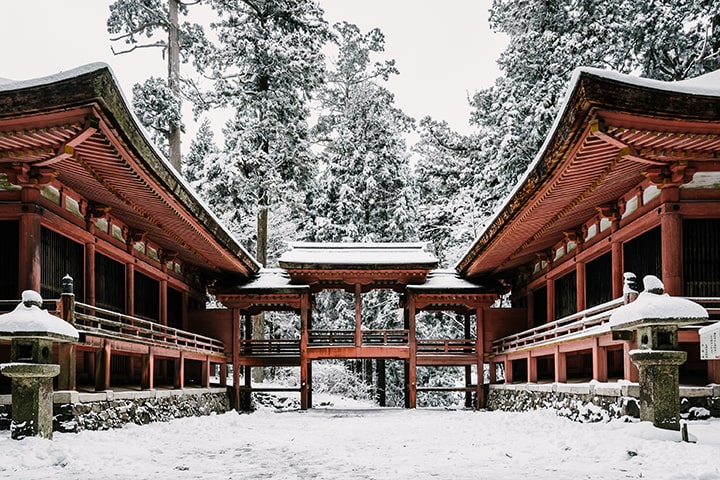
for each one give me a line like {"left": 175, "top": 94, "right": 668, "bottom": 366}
{"left": 0, "top": 63, "right": 719, "bottom": 429}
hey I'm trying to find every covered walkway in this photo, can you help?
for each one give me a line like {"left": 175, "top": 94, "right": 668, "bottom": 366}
{"left": 214, "top": 243, "right": 498, "bottom": 409}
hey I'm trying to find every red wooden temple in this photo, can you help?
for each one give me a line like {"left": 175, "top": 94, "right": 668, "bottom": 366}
{"left": 0, "top": 63, "right": 719, "bottom": 414}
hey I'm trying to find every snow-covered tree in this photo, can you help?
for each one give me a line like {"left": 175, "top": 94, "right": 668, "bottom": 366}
{"left": 194, "top": 0, "right": 331, "bottom": 268}
{"left": 108, "top": 0, "right": 210, "bottom": 170}
{"left": 308, "top": 22, "right": 416, "bottom": 244}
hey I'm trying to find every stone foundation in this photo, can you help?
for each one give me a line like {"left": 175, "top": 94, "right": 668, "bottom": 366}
{"left": 487, "top": 383, "right": 720, "bottom": 422}
{"left": 0, "top": 387, "right": 231, "bottom": 433}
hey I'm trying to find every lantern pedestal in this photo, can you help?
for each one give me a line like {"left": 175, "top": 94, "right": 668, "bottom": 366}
{"left": 630, "top": 350, "right": 687, "bottom": 430}
{"left": 0, "top": 363, "right": 61, "bottom": 439}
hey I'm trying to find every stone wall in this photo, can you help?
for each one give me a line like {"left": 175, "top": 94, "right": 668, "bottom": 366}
{"left": 0, "top": 388, "right": 231, "bottom": 433}
{"left": 487, "top": 383, "right": 720, "bottom": 422}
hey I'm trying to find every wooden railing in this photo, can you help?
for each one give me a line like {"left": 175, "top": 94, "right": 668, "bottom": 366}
{"left": 73, "top": 302, "right": 226, "bottom": 356}
{"left": 492, "top": 296, "right": 720, "bottom": 355}
{"left": 306, "top": 329, "right": 410, "bottom": 346}
{"left": 362, "top": 329, "right": 409, "bottom": 345}
{"left": 417, "top": 339, "right": 477, "bottom": 354}
{"left": 240, "top": 339, "right": 300, "bottom": 355}
{"left": 491, "top": 297, "right": 625, "bottom": 355}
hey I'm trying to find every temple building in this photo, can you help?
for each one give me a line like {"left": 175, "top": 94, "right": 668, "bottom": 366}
{"left": 0, "top": 63, "right": 718, "bottom": 427}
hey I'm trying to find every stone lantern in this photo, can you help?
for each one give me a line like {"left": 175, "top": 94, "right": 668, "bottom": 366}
{"left": 0, "top": 290, "right": 79, "bottom": 439}
{"left": 610, "top": 275, "right": 707, "bottom": 431}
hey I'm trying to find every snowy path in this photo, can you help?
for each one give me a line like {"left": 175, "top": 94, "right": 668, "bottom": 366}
{"left": 0, "top": 407, "right": 718, "bottom": 479}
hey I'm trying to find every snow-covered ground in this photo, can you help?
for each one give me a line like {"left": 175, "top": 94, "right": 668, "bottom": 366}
{"left": 0, "top": 394, "right": 718, "bottom": 480}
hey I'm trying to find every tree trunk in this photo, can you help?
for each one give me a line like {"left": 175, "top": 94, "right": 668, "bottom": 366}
{"left": 167, "top": 0, "right": 182, "bottom": 172}
{"left": 252, "top": 187, "right": 269, "bottom": 383}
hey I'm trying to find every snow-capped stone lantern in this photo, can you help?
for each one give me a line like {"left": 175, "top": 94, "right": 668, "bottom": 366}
{"left": 610, "top": 275, "right": 708, "bottom": 431}
{"left": 0, "top": 290, "right": 79, "bottom": 439}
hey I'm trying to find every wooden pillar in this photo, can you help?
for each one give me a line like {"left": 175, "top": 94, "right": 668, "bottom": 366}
{"left": 623, "top": 340, "right": 639, "bottom": 382}
{"left": 708, "top": 360, "right": 720, "bottom": 384}
{"left": 527, "top": 352, "right": 537, "bottom": 383}
{"left": 57, "top": 284, "right": 76, "bottom": 390}
{"left": 660, "top": 189, "right": 683, "bottom": 295}
{"left": 408, "top": 295, "right": 417, "bottom": 408}
{"left": 85, "top": 242, "right": 96, "bottom": 307}
{"left": 300, "top": 293, "right": 310, "bottom": 410}
{"left": 142, "top": 347, "right": 155, "bottom": 390}
{"left": 554, "top": 345, "right": 567, "bottom": 383}
{"left": 232, "top": 309, "right": 242, "bottom": 410}
{"left": 475, "top": 308, "right": 485, "bottom": 408}
{"left": 354, "top": 283, "right": 362, "bottom": 347}
{"left": 174, "top": 351, "right": 185, "bottom": 389}
{"left": 504, "top": 357, "right": 513, "bottom": 383}
{"left": 18, "top": 210, "right": 42, "bottom": 293}
{"left": 592, "top": 337, "right": 608, "bottom": 382}
{"left": 307, "top": 360, "right": 313, "bottom": 408}
{"left": 611, "top": 236, "right": 623, "bottom": 300}
{"left": 527, "top": 289, "right": 535, "bottom": 329}
{"left": 489, "top": 361, "right": 497, "bottom": 384}
{"left": 201, "top": 358, "right": 210, "bottom": 387}
{"left": 546, "top": 277, "right": 554, "bottom": 323}
{"left": 94, "top": 341, "right": 111, "bottom": 391}
{"left": 576, "top": 260, "right": 586, "bottom": 312}
{"left": 126, "top": 262, "right": 135, "bottom": 316}
{"left": 159, "top": 278, "right": 168, "bottom": 326}
{"left": 219, "top": 363, "right": 228, "bottom": 387}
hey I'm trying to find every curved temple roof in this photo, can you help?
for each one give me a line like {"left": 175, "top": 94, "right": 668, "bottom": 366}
{"left": 0, "top": 63, "right": 259, "bottom": 278}
{"left": 456, "top": 67, "right": 720, "bottom": 280}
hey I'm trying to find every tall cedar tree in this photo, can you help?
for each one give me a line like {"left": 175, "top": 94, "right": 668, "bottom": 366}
{"left": 107, "top": 0, "right": 210, "bottom": 171}
{"left": 197, "top": 0, "right": 331, "bottom": 267}
{"left": 308, "top": 22, "right": 417, "bottom": 405}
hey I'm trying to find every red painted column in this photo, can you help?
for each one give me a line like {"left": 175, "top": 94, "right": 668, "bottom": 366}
{"left": 18, "top": 211, "right": 42, "bottom": 293}
{"left": 576, "top": 260, "right": 586, "bottom": 312}
{"left": 475, "top": 307, "right": 485, "bottom": 408}
{"left": 592, "top": 337, "right": 608, "bottom": 382}
{"left": 142, "top": 347, "right": 155, "bottom": 390}
{"left": 159, "top": 278, "right": 168, "bottom": 326}
{"left": 354, "top": 283, "right": 362, "bottom": 347}
{"left": 300, "top": 293, "right": 310, "bottom": 410}
{"left": 232, "top": 309, "right": 241, "bottom": 410}
{"left": 554, "top": 345, "right": 566, "bottom": 383}
{"left": 85, "top": 242, "right": 95, "bottom": 306}
{"left": 611, "top": 238, "right": 623, "bottom": 299}
{"left": 126, "top": 262, "right": 135, "bottom": 315}
{"left": 546, "top": 277, "right": 555, "bottom": 323}
{"left": 623, "top": 340, "right": 639, "bottom": 382}
{"left": 174, "top": 351, "right": 185, "bottom": 389}
{"left": 504, "top": 357, "right": 513, "bottom": 383}
{"left": 527, "top": 352, "right": 537, "bottom": 383}
{"left": 408, "top": 294, "right": 417, "bottom": 408}
{"left": 660, "top": 188, "right": 683, "bottom": 295}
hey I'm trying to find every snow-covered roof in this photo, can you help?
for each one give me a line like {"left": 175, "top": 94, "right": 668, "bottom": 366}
{"left": 0, "top": 298, "right": 78, "bottom": 342}
{"left": 0, "top": 63, "right": 260, "bottom": 277}
{"left": 406, "top": 269, "right": 489, "bottom": 292}
{"left": 456, "top": 66, "right": 720, "bottom": 278}
{"left": 228, "top": 269, "right": 310, "bottom": 293}
{"left": 279, "top": 242, "right": 438, "bottom": 270}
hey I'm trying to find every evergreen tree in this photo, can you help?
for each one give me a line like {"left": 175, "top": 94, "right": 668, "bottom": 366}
{"left": 108, "top": 0, "right": 210, "bottom": 171}
{"left": 308, "top": 22, "right": 416, "bottom": 244}
{"left": 306, "top": 22, "right": 418, "bottom": 406}
{"left": 196, "top": 0, "right": 332, "bottom": 268}
{"left": 184, "top": 119, "right": 218, "bottom": 186}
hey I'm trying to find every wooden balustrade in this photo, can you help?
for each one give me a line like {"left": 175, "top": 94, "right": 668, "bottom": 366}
{"left": 239, "top": 339, "right": 300, "bottom": 355}
{"left": 73, "top": 302, "right": 226, "bottom": 356}
{"left": 417, "top": 339, "right": 476, "bottom": 353}
{"left": 492, "top": 297, "right": 720, "bottom": 355}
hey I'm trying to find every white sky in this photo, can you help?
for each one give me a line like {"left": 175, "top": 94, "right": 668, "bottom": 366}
{"left": 0, "top": 1, "right": 507, "bottom": 148}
